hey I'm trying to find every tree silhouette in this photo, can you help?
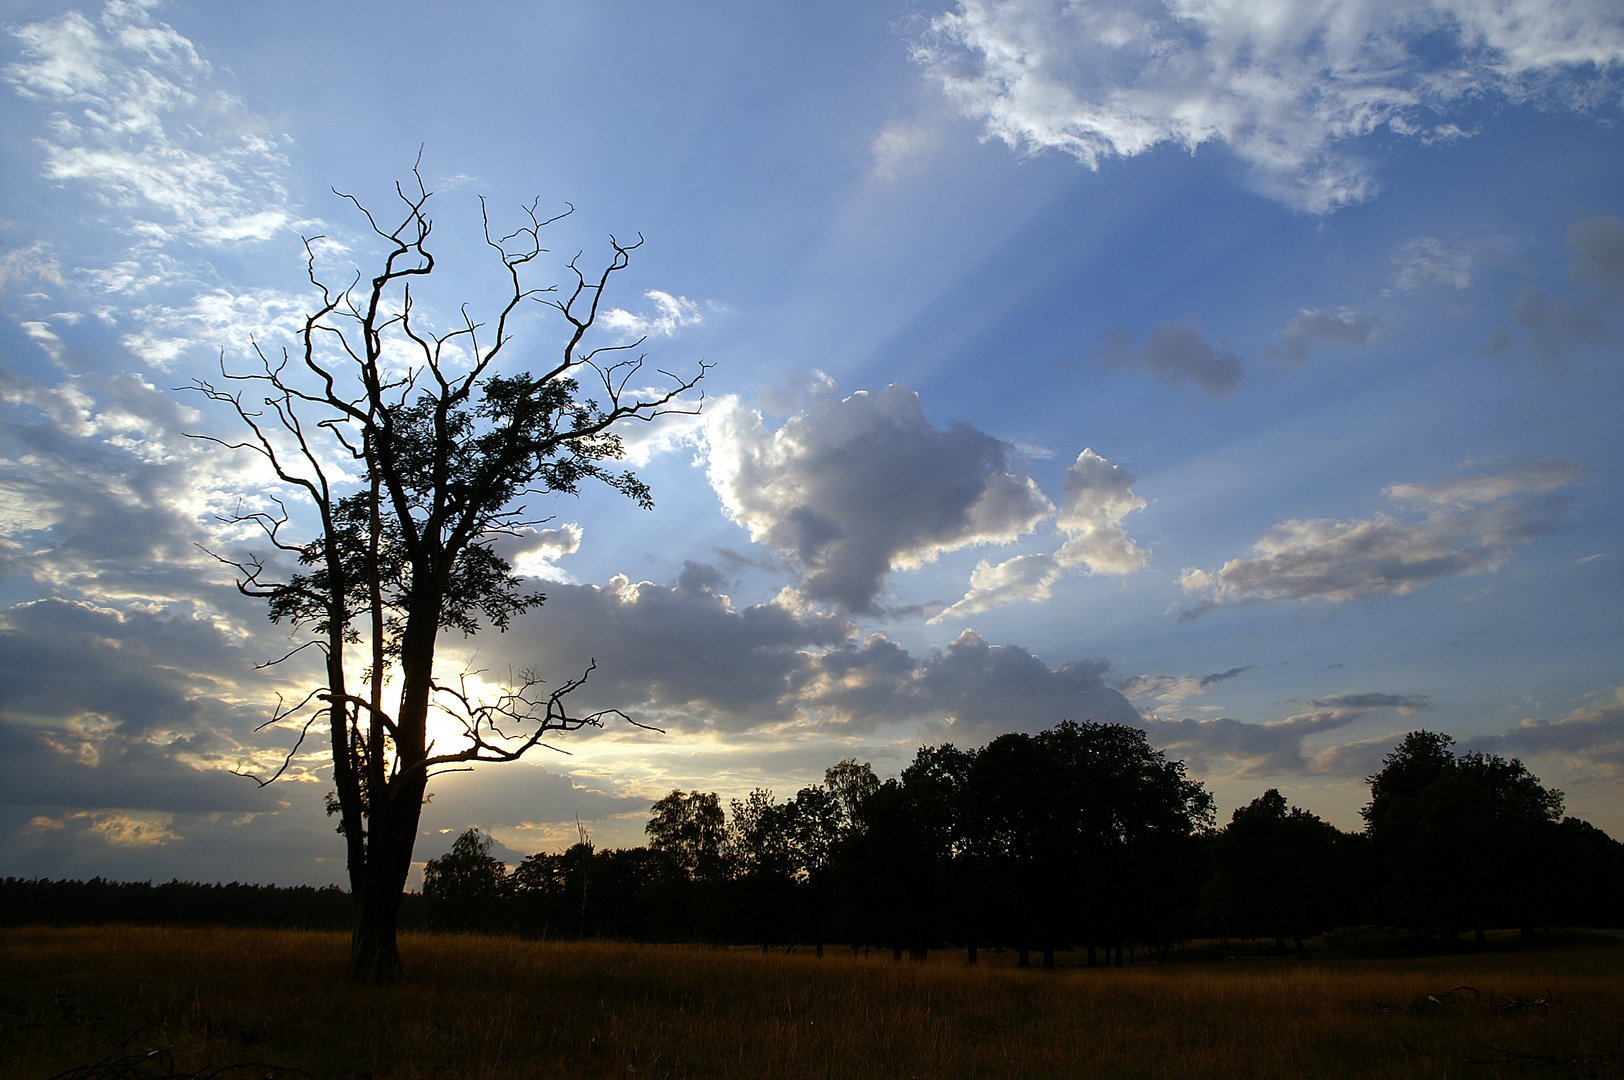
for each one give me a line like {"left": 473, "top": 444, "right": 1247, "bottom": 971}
{"left": 1204, "top": 790, "right": 1344, "bottom": 957}
{"left": 1364, "top": 731, "right": 1564, "bottom": 943}
{"left": 422, "top": 827, "right": 509, "bottom": 932}
{"left": 646, "top": 790, "right": 727, "bottom": 882}
{"left": 194, "top": 171, "right": 703, "bottom": 981}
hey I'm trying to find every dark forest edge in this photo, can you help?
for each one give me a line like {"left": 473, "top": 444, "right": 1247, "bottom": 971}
{"left": 6, "top": 725, "right": 1621, "bottom": 961}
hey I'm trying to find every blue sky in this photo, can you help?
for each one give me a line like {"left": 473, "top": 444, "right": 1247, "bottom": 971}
{"left": 1, "top": 0, "right": 1621, "bottom": 885}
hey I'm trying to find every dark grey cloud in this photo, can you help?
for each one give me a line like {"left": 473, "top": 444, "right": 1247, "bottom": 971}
{"left": 806, "top": 629, "right": 1140, "bottom": 738}
{"left": 0, "top": 719, "right": 269, "bottom": 814}
{"left": 1180, "top": 463, "right": 1580, "bottom": 616}
{"left": 705, "top": 385, "right": 1052, "bottom": 614}
{"left": 1485, "top": 216, "right": 1624, "bottom": 369}
{"left": 1565, "top": 216, "right": 1624, "bottom": 292}
{"left": 1278, "top": 309, "right": 1380, "bottom": 363}
{"left": 475, "top": 580, "right": 1139, "bottom": 738}
{"left": 1460, "top": 687, "right": 1624, "bottom": 778}
{"left": 1142, "top": 690, "right": 1432, "bottom": 777}
{"left": 1308, "top": 692, "right": 1428, "bottom": 712}
{"left": 1091, "top": 321, "right": 1242, "bottom": 396}
{"left": 676, "top": 560, "right": 727, "bottom": 593}
{"left": 1201, "top": 665, "right": 1254, "bottom": 687}
{"left": 0, "top": 598, "right": 250, "bottom": 737}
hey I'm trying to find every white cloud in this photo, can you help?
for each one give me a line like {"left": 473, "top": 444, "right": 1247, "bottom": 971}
{"left": 915, "top": 0, "right": 1624, "bottom": 213}
{"left": 930, "top": 449, "right": 1148, "bottom": 621}
{"left": 7, "top": 3, "right": 299, "bottom": 250}
{"left": 0, "top": 242, "right": 65, "bottom": 290}
{"left": 504, "top": 523, "right": 584, "bottom": 582}
{"left": 119, "top": 286, "right": 306, "bottom": 368}
{"left": 600, "top": 290, "right": 705, "bottom": 340}
{"left": 935, "top": 448, "right": 1148, "bottom": 622}
{"left": 703, "top": 382, "right": 1053, "bottom": 613}
{"left": 1055, "top": 448, "right": 1148, "bottom": 573}
{"left": 1180, "top": 462, "right": 1582, "bottom": 615}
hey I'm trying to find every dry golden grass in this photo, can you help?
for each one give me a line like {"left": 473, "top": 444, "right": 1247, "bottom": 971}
{"left": 3, "top": 925, "right": 1622, "bottom": 1079}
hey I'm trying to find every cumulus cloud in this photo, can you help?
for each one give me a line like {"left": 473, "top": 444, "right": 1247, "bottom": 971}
{"left": 703, "top": 383, "right": 1052, "bottom": 613}
{"left": 914, "top": 0, "right": 1624, "bottom": 213}
{"left": 1180, "top": 462, "right": 1582, "bottom": 616}
{"left": 1278, "top": 309, "right": 1381, "bottom": 363}
{"left": 1093, "top": 321, "right": 1242, "bottom": 396}
{"left": 934, "top": 448, "right": 1148, "bottom": 622}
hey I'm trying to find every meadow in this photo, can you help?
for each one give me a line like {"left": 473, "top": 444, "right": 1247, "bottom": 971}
{"left": 3, "top": 926, "right": 1622, "bottom": 1079}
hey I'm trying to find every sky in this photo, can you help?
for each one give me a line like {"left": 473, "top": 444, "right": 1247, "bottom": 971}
{"left": 1, "top": 0, "right": 1621, "bottom": 887}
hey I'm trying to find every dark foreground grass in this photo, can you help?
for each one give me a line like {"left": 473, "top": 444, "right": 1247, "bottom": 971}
{"left": 3, "top": 926, "right": 1622, "bottom": 1079}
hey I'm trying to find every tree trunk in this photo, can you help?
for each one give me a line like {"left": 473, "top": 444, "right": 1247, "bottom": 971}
{"left": 351, "top": 884, "right": 403, "bottom": 983}
{"left": 349, "top": 769, "right": 427, "bottom": 982}
{"left": 967, "top": 942, "right": 978, "bottom": 965}
{"left": 1042, "top": 946, "right": 1055, "bottom": 969}
{"left": 1087, "top": 944, "right": 1097, "bottom": 967}
{"left": 1017, "top": 947, "right": 1030, "bottom": 968}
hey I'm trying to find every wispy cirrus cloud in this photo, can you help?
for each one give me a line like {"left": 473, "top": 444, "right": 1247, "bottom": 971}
{"left": 6, "top": 2, "right": 300, "bottom": 250}
{"left": 600, "top": 290, "right": 707, "bottom": 340}
{"left": 913, "top": 0, "right": 1624, "bottom": 214}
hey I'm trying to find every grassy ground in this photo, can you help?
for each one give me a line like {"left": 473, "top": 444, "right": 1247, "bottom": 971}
{"left": 3, "top": 926, "right": 1622, "bottom": 1079}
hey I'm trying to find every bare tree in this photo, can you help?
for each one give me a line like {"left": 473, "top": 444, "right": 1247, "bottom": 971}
{"left": 192, "top": 170, "right": 704, "bottom": 982}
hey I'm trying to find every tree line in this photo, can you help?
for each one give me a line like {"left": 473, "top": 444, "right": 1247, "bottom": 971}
{"left": 419, "top": 725, "right": 1624, "bottom": 961}
{"left": 7, "top": 725, "right": 1617, "bottom": 952}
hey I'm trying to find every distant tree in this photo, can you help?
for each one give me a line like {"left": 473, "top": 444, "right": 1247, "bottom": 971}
{"left": 961, "top": 722, "right": 1212, "bottom": 967}
{"left": 840, "top": 775, "right": 957, "bottom": 960}
{"left": 422, "top": 827, "right": 509, "bottom": 932}
{"left": 726, "top": 788, "right": 801, "bottom": 948}
{"left": 645, "top": 790, "right": 727, "bottom": 881}
{"left": 1363, "top": 732, "right": 1565, "bottom": 943}
{"left": 1204, "top": 790, "right": 1345, "bottom": 957}
{"left": 195, "top": 171, "right": 703, "bottom": 981}
{"left": 824, "top": 759, "right": 881, "bottom": 833}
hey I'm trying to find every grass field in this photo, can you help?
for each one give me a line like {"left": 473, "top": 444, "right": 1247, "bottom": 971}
{"left": 3, "top": 926, "right": 1622, "bottom": 1079}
